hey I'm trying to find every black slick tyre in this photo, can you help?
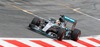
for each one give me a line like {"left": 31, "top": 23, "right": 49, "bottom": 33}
{"left": 57, "top": 28, "right": 66, "bottom": 41}
{"left": 71, "top": 29, "right": 81, "bottom": 41}
{"left": 30, "top": 17, "right": 41, "bottom": 26}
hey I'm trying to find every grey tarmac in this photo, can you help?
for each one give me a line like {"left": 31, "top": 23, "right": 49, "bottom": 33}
{"left": 0, "top": 0, "right": 100, "bottom": 38}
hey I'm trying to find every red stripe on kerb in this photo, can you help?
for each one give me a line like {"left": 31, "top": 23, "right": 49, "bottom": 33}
{"left": 77, "top": 40, "right": 95, "bottom": 47}
{"left": 4, "top": 40, "right": 30, "bottom": 47}
{"left": 54, "top": 40, "right": 75, "bottom": 47}
{"left": 30, "top": 40, "right": 54, "bottom": 47}
{"left": 88, "top": 38, "right": 100, "bottom": 44}
{"left": 0, "top": 45, "right": 3, "bottom": 47}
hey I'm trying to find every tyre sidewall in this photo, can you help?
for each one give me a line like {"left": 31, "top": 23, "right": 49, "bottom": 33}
{"left": 71, "top": 29, "right": 81, "bottom": 41}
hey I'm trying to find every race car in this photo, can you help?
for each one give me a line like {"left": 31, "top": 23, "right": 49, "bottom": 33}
{"left": 28, "top": 15, "right": 81, "bottom": 41}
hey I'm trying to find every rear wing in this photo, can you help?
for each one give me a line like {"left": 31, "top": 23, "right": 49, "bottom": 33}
{"left": 61, "top": 15, "right": 76, "bottom": 23}
{"left": 60, "top": 15, "right": 77, "bottom": 30}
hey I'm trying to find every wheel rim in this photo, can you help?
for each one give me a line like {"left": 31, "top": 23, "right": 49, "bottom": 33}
{"left": 48, "top": 32, "right": 57, "bottom": 37}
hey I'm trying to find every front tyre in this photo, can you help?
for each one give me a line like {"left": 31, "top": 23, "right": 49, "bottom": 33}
{"left": 47, "top": 26, "right": 65, "bottom": 41}
{"left": 30, "top": 17, "right": 41, "bottom": 26}
{"left": 57, "top": 28, "right": 66, "bottom": 41}
{"left": 71, "top": 29, "right": 81, "bottom": 41}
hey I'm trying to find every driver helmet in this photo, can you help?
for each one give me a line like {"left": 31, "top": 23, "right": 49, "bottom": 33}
{"left": 59, "top": 17, "right": 65, "bottom": 22}
{"left": 56, "top": 20, "right": 60, "bottom": 26}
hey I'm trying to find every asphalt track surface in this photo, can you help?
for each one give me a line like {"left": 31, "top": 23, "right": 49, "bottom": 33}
{"left": 0, "top": 0, "right": 100, "bottom": 38}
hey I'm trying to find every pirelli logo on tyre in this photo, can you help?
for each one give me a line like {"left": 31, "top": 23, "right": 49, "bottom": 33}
{"left": 0, "top": 35, "right": 100, "bottom": 47}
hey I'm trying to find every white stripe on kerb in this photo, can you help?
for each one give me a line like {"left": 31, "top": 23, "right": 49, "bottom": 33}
{"left": 63, "top": 40, "right": 86, "bottom": 47}
{"left": 79, "top": 38, "right": 100, "bottom": 46}
{"left": 0, "top": 40, "right": 17, "bottom": 47}
{"left": 41, "top": 39, "right": 66, "bottom": 47}
{"left": 17, "top": 40, "right": 43, "bottom": 47}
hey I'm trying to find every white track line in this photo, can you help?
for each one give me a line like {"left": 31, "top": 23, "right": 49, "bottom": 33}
{"left": 73, "top": 8, "right": 100, "bottom": 21}
{"left": 11, "top": 1, "right": 100, "bottom": 21}
{"left": 9, "top": 0, "right": 100, "bottom": 22}
{"left": 59, "top": 4, "right": 100, "bottom": 21}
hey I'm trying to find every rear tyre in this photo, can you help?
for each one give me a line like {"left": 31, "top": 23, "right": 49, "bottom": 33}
{"left": 71, "top": 29, "right": 81, "bottom": 41}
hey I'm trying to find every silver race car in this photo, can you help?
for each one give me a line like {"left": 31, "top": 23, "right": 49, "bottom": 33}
{"left": 28, "top": 15, "right": 81, "bottom": 41}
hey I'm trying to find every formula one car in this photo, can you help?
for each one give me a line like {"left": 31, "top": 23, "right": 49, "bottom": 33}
{"left": 28, "top": 15, "right": 81, "bottom": 41}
